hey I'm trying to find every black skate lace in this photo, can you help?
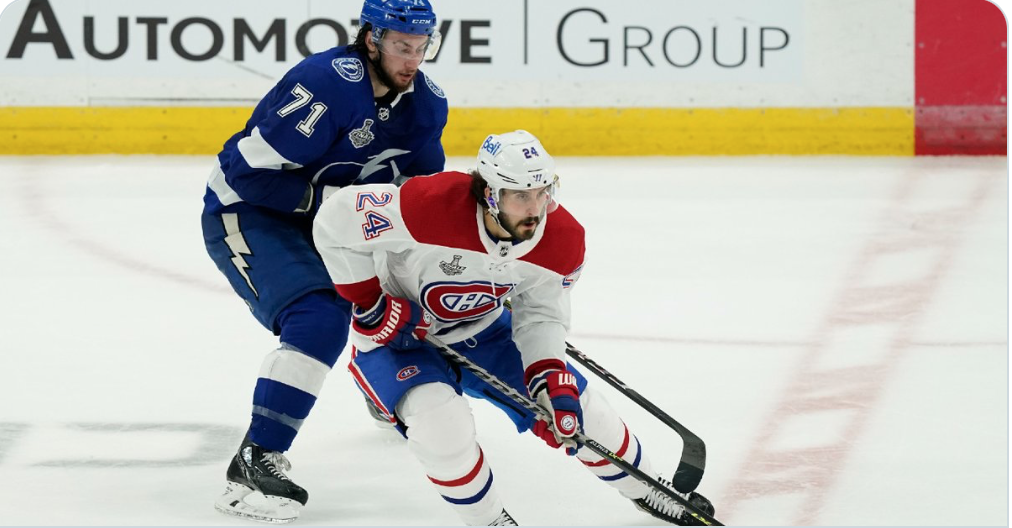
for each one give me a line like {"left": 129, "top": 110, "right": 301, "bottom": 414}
{"left": 642, "top": 477, "right": 686, "bottom": 518}
{"left": 488, "top": 510, "right": 518, "bottom": 526}
{"left": 261, "top": 451, "right": 293, "bottom": 481}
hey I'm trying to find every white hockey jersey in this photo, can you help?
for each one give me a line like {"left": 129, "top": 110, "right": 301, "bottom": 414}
{"left": 313, "top": 171, "right": 586, "bottom": 371}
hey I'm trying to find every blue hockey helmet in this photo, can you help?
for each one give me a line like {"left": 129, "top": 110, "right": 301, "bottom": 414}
{"left": 360, "top": 0, "right": 441, "bottom": 61}
{"left": 360, "top": 0, "right": 438, "bottom": 36}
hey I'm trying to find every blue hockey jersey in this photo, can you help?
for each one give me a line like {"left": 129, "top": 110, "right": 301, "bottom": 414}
{"left": 203, "top": 46, "right": 448, "bottom": 216}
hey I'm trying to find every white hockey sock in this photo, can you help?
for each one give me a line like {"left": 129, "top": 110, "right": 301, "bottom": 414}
{"left": 398, "top": 383, "right": 505, "bottom": 526}
{"left": 575, "top": 387, "right": 655, "bottom": 500}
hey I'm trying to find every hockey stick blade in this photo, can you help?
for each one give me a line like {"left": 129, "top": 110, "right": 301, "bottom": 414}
{"left": 565, "top": 342, "right": 706, "bottom": 493}
{"left": 423, "top": 334, "right": 723, "bottom": 526}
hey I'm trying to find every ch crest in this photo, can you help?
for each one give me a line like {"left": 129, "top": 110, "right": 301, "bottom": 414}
{"left": 439, "top": 255, "right": 466, "bottom": 276}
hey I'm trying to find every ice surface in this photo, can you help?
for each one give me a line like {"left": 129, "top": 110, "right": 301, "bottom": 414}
{"left": 0, "top": 155, "right": 1006, "bottom": 525}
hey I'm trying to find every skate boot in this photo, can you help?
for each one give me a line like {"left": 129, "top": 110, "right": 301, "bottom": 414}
{"left": 214, "top": 433, "right": 309, "bottom": 524}
{"left": 363, "top": 395, "right": 397, "bottom": 430}
{"left": 489, "top": 509, "right": 519, "bottom": 526}
{"left": 633, "top": 476, "right": 715, "bottom": 526}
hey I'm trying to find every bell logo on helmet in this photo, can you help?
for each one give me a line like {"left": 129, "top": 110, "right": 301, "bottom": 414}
{"left": 482, "top": 137, "right": 502, "bottom": 156}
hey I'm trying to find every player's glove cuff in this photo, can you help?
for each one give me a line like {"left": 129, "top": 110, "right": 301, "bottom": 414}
{"left": 352, "top": 296, "right": 386, "bottom": 328}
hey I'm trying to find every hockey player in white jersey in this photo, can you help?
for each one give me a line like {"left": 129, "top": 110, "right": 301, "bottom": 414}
{"left": 313, "top": 130, "right": 715, "bottom": 525}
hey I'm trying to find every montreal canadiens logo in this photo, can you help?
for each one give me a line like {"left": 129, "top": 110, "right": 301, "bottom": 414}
{"left": 421, "top": 281, "right": 514, "bottom": 323}
{"left": 397, "top": 366, "right": 420, "bottom": 381}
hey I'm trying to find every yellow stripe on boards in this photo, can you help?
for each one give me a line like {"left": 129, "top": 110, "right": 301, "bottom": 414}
{"left": 444, "top": 107, "right": 915, "bottom": 156}
{"left": 0, "top": 107, "right": 252, "bottom": 155}
{"left": 0, "top": 106, "right": 913, "bottom": 156}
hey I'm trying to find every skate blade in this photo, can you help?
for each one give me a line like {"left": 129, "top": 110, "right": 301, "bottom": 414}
{"left": 372, "top": 419, "right": 398, "bottom": 431}
{"left": 214, "top": 482, "right": 301, "bottom": 524}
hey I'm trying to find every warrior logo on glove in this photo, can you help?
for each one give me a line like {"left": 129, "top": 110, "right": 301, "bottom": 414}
{"left": 352, "top": 293, "right": 432, "bottom": 351}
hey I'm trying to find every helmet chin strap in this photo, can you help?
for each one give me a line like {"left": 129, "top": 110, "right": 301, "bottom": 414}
{"left": 486, "top": 196, "right": 507, "bottom": 229}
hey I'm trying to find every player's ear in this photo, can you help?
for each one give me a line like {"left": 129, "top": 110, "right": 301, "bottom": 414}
{"left": 365, "top": 30, "right": 378, "bottom": 53}
{"left": 484, "top": 187, "right": 497, "bottom": 209}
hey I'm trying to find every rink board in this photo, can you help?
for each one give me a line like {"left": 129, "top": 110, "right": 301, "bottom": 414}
{"left": 0, "top": 0, "right": 1003, "bottom": 155}
{"left": 0, "top": 106, "right": 915, "bottom": 156}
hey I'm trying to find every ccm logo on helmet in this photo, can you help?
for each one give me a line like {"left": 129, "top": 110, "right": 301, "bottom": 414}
{"left": 421, "top": 281, "right": 514, "bottom": 323}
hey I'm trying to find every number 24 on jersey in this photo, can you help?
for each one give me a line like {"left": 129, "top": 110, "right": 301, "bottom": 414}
{"left": 357, "top": 192, "right": 394, "bottom": 240}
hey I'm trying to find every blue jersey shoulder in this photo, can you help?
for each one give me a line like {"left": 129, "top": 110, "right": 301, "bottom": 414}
{"left": 411, "top": 70, "right": 449, "bottom": 127}
{"left": 276, "top": 47, "right": 374, "bottom": 128}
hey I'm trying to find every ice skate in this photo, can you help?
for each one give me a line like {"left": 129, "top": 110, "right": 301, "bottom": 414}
{"left": 633, "top": 476, "right": 714, "bottom": 526}
{"left": 363, "top": 395, "right": 397, "bottom": 430}
{"left": 489, "top": 509, "right": 518, "bottom": 526}
{"left": 214, "top": 434, "right": 308, "bottom": 524}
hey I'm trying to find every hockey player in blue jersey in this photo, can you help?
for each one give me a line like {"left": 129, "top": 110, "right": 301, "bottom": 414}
{"left": 201, "top": 0, "right": 447, "bottom": 522}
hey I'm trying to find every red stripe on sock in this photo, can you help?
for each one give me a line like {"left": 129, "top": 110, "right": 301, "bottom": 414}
{"left": 582, "top": 424, "right": 630, "bottom": 467}
{"left": 429, "top": 449, "right": 485, "bottom": 487}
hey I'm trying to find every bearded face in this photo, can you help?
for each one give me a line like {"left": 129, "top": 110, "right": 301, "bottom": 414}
{"left": 367, "top": 30, "right": 431, "bottom": 92}
{"left": 493, "top": 187, "right": 554, "bottom": 241}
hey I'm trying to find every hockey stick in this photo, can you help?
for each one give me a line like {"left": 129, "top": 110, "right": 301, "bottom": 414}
{"left": 565, "top": 341, "right": 706, "bottom": 494}
{"left": 423, "top": 334, "right": 723, "bottom": 526}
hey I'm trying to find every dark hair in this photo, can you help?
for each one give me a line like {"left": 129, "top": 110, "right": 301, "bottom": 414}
{"left": 469, "top": 170, "right": 490, "bottom": 209}
{"left": 348, "top": 23, "right": 373, "bottom": 53}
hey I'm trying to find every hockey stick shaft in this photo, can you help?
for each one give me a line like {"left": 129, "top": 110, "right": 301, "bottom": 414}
{"left": 423, "top": 334, "right": 723, "bottom": 526}
{"left": 565, "top": 341, "right": 707, "bottom": 493}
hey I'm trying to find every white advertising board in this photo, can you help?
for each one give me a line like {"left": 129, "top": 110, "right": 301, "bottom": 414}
{"left": 0, "top": 0, "right": 913, "bottom": 107}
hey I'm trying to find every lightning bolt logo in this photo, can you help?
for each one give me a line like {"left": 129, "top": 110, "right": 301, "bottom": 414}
{"left": 221, "top": 213, "right": 258, "bottom": 298}
{"left": 355, "top": 148, "right": 410, "bottom": 182}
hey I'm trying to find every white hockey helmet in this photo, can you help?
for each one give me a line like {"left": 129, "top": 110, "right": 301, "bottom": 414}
{"left": 476, "top": 130, "right": 559, "bottom": 218}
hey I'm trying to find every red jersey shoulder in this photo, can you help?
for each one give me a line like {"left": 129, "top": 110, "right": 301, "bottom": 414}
{"left": 399, "top": 171, "right": 485, "bottom": 252}
{"left": 520, "top": 205, "right": 586, "bottom": 277}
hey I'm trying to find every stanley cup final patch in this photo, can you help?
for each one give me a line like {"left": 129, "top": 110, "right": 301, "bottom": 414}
{"left": 349, "top": 119, "right": 376, "bottom": 149}
{"left": 439, "top": 255, "right": 466, "bottom": 275}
